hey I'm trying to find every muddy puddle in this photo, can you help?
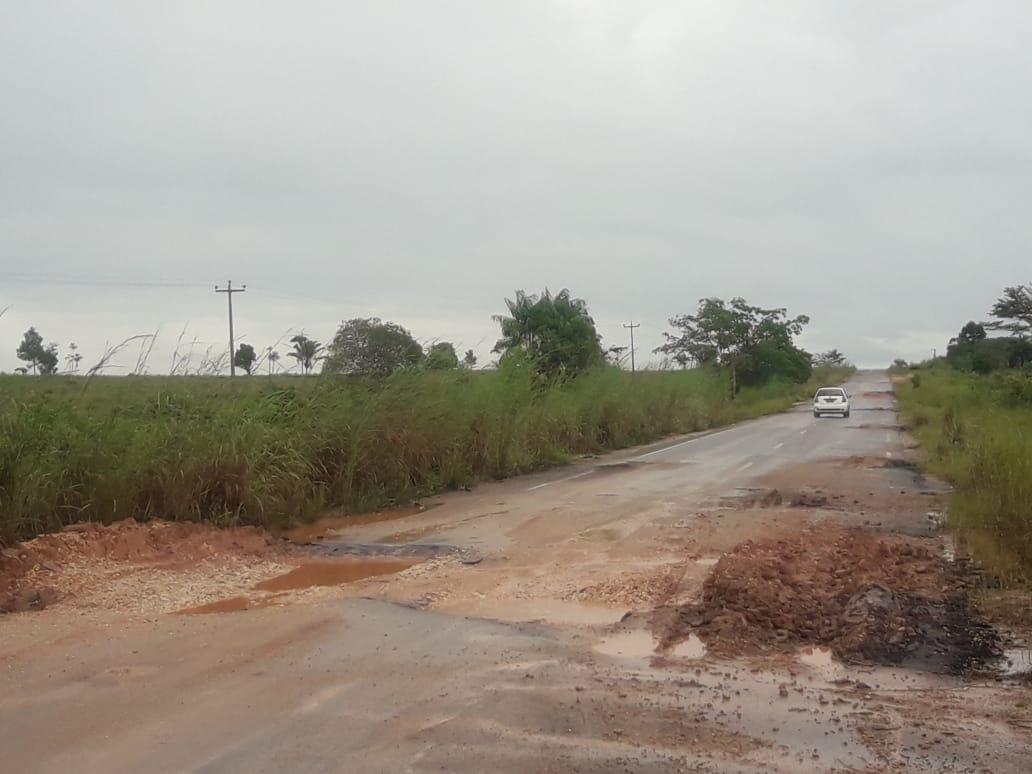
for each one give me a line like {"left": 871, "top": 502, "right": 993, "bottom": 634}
{"left": 254, "top": 559, "right": 419, "bottom": 592}
{"left": 594, "top": 630, "right": 657, "bottom": 659}
{"left": 669, "top": 634, "right": 707, "bottom": 659}
{"left": 279, "top": 505, "right": 440, "bottom": 543}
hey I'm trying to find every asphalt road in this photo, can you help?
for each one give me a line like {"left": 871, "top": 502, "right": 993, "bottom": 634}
{"left": 2, "top": 371, "right": 1029, "bottom": 772}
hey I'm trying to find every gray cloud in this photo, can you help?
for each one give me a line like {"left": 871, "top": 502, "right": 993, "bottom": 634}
{"left": 2, "top": 1, "right": 1030, "bottom": 371}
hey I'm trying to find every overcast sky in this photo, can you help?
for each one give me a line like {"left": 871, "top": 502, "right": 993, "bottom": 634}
{"left": 2, "top": 1, "right": 1030, "bottom": 373}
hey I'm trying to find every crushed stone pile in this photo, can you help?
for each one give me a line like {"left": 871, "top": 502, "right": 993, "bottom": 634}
{"left": 659, "top": 528, "right": 999, "bottom": 672}
{"left": 2, "top": 519, "right": 280, "bottom": 614}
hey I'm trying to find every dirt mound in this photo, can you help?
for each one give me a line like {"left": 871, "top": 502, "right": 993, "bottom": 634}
{"left": 27, "top": 519, "right": 276, "bottom": 564}
{"left": 1, "top": 519, "right": 281, "bottom": 615}
{"left": 658, "top": 528, "right": 999, "bottom": 672}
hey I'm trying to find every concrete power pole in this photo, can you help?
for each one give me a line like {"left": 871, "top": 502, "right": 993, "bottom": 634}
{"left": 215, "top": 280, "right": 246, "bottom": 376}
{"left": 623, "top": 321, "right": 641, "bottom": 374}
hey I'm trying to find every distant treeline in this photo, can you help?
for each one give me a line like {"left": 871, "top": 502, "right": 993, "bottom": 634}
{"left": 9, "top": 289, "right": 848, "bottom": 387}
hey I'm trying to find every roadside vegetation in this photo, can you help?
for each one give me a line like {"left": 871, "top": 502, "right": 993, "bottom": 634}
{"left": 894, "top": 281, "right": 1032, "bottom": 585}
{"left": 1, "top": 289, "right": 851, "bottom": 544}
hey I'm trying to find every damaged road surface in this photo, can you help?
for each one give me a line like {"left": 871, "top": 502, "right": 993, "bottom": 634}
{"left": 2, "top": 372, "right": 1030, "bottom": 772}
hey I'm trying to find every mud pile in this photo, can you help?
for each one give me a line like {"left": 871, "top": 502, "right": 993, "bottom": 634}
{"left": 660, "top": 528, "right": 998, "bottom": 672}
{"left": 23, "top": 519, "right": 276, "bottom": 563}
{"left": 2, "top": 519, "right": 280, "bottom": 614}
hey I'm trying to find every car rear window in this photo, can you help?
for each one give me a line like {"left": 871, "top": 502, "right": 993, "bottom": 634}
{"left": 815, "top": 388, "right": 845, "bottom": 397}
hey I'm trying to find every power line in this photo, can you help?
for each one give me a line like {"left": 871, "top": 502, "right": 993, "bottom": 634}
{"left": 215, "top": 280, "right": 246, "bottom": 377}
{"left": 0, "top": 270, "right": 209, "bottom": 289}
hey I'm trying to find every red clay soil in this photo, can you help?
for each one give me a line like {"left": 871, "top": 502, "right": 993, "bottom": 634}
{"left": 658, "top": 527, "right": 999, "bottom": 672}
{"left": 1, "top": 519, "right": 280, "bottom": 613}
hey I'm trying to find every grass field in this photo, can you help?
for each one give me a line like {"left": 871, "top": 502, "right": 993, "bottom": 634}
{"left": 0, "top": 365, "right": 851, "bottom": 544}
{"left": 895, "top": 366, "right": 1032, "bottom": 585}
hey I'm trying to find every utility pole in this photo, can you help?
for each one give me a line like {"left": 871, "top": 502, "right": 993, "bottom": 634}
{"left": 215, "top": 280, "right": 246, "bottom": 376}
{"left": 623, "top": 320, "right": 641, "bottom": 374}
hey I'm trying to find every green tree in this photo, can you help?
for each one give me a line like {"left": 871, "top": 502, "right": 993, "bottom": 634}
{"left": 15, "top": 327, "right": 58, "bottom": 375}
{"left": 288, "top": 335, "right": 324, "bottom": 375}
{"left": 815, "top": 349, "right": 847, "bottom": 367}
{"left": 39, "top": 343, "right": 59, "bottom": 375}
{"left": 988, "top": 283, "right": 1032, "bottom": 337}
{"left": 425, "top": 341, "right": 459, "bottom": 370}
{"left": 233, "top": 343, "right": 257, "bottom": 375}
{"left": 493, "top": 289, "right": 603, "bottom": 377}
{"left": 462, "top": 349, "right": 477, "bottom": 369}
{"left": 656, "top": 297, "right": 810, "bottom": 393}
{"left": 957, "top": 321, "right": 988, "bottom": 345}
{"left": 324, "top": 318, "right": 423, "bottom": 376}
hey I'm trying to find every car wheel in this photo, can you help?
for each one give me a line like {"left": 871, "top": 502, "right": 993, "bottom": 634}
{"left": 813, "top": 411, "right": 820, "bottom": 418}
{"left": 844, "top": 410, "right": 850, "bottom": 418}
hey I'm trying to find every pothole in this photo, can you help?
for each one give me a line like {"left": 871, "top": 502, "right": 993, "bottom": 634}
{"left": 253, "top": 558, "right": 419, "bottom": 592}
{"left": 304, "top": 542, "right": 458, "bottom": 559}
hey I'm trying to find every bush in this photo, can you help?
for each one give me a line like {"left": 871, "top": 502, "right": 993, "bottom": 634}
{"left": 896, "top": 369, "right": 1032, "bottom": 584}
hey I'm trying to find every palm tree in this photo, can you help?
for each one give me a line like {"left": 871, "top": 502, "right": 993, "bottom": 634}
{"left": 288, "top": 335, "right": 323, "bottom": 375}
{"left": 267, "top": 348, "right": 281, "bottom": 376}
{"left": 492, "top": 289, "right": 602, "bottom": 376}
{"left": 66, "top": 342, "right": 83, "bottom": 373}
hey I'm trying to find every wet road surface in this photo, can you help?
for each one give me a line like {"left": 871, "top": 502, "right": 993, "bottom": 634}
{"left": 2, "top": 371, "right": 1029, "bottom": 772}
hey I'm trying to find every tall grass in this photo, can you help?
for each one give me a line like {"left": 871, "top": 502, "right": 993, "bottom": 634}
{"left": 0, "top": 364, "right": 851, "bottom": 544}
{"left": 896, "top": 366, "right": 1032, "bottom": 585}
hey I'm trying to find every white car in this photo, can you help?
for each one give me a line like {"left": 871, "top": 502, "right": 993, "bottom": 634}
{"left": 813, "top": 386, "right": 850, "bottom": 418}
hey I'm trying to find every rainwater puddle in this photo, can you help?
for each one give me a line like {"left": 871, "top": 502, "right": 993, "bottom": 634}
{"left": 1001, "top": 648, "right": 1032, "bottom": 677}
{"left": 798, "top": 647, "right": 847, "bottom": 681}
{"left": 670, "top": 634, "right": 707, "bottom": 659}
{"left": 254, "top": 559, "right": 419, "bottom": 592}
{"left": 593, "top": 630, "right": 657, "bottom": 659}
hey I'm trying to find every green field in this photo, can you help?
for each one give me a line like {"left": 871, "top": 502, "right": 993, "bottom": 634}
{"left": 895, "top": 367, "right": 1032, "bottom": 585}
{"left": 0, "top": 365, "right": 851, "bottom": 544}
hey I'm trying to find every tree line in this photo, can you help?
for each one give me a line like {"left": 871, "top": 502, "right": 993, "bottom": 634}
{"left": 11, "top": 288, "right": 843, "bottom": 389}
{"left": 922, "top": 282, "right": 1032, "bottom": 374}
